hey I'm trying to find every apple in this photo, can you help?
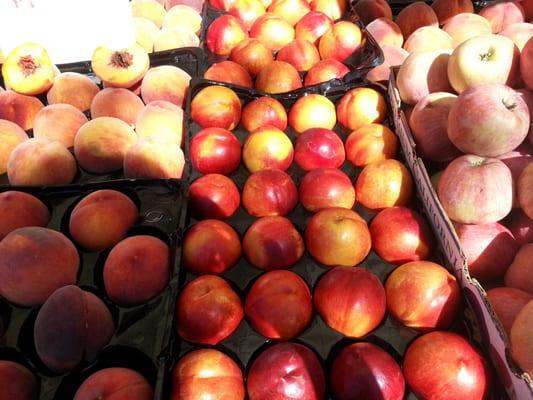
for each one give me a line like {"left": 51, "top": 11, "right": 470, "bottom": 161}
{"left": 409, "top": 91, "right": 461, "bottom": 162}
{"left": 229, "top": 38, "right": 274, "bottom": 77}
{"left": 176, "top": 275, "right": 243, "bottom": 345}
{"left": 330, "top": 342, "right": 405, "bottom": 400}
{"left": 487, "top": 287, "right": 532, "bottom": 335}
{"left": 442, "top": 13, "right": 492, "bottom": 47}
{"left": 505, "top": 243, "right": 533, "bottom": 294}
{"left": 171, "top": 348, "right": 245, "bottom": 400}
{"left": 454, "top": 221, "right": 519, "bottom": 282}
{"left": 182, "top": 219, "right": 242, "bottom": 275}
{"left": 447, "top": 84, "right": 529, "bottom": 157}
{"left": 288, "top": 94, "right": 337, "bottom": 134}
{"left": 479, "top": 0, "right": 525, "bottom": 33}
{"left": 206, "top": 14, "right": 249, "bottom": 56}
{"left": 516, "top": 88, "right": 533, "bottom": 145}
{"left": 303, "top": 58, "right": 350, "bottom": 86}
{"left": 242, "top": 126, "right": 294, "bottom": 172}
{"left": 504, "top": 209, "right": 533, "bottom": 245}
{"left": 370, "top": 207, "right": 434, "bottom": 265}
{"left": 242, "top": 169, "right": 297, "bottom": 217}
{"left": 447, "top": 34, "right": 519, "bottom": 93}
{"left": 437, "top": 155, "right": 513, "bottom": 224}
{"left": 318, "top": 21, "right": 363, "bottom": 62}
{"left": 267, "top": 0, "right": 310, "bottom": 26}
{"left": 518, "top": 162, "right": 533, "bottom": 219}
{"left": 276, "top": 39, "right": 321, "bottom": 72}
{"left": 498, "top": 144, "right": 533, "bottom": 207}
{"left": 500, "top": 22, "right": 533, "bottom": 51}
{"left": 188, "top": 174, "right": 240, "bottom": 220}
{"left": 299, "top": 168, "right": 355, "bottom": 213}
{"left": 385, "top": 261, "right": 460, "bottom": 331}
{"left": 305, "top": 207, "right": 371, "bottom": 267}
{"left": 345, "top": 123, "right": 398, "bottom": 167}
{"left": 255, "top": 60, "right": 303, "bottom": 94}
{"left": 242, "top": 216, "right": 304, "bottom": 270}
{"left": 355, "top": 159, "right": 414, "bottom": 210}
{"left": 250, "top": 13, "right": 295, "bottom": 51}
{"left": 294, "top": 128, "right": 345, "bottom": 170}
{"left": 190, "top": 127, "right": 241, "bottom": 175}
{"left": 241, "top": 96, "right": 287, "bottom": 132}
{"left": 510, "top": 299, "right": 533, "bottom": 376}
{"left": 247, "top": 342, "right": 326, "bottom": 400}
{"left": 295, "top": 11, "right": 334, "bottom": 46}
{"left": 522, "top": 36, "right": 533, "bottom": 90}
{"left": 244, "top": 270, "right": 312, "bottom": 339}
{"left": 191, "top": 85, "right": 241, "bottom": 130}
{"left": 204, "top": 61, "right": 253, "bottom": 88}
{"left": 403, "top": 331, "right": 490, "bottom": 400}
{"left": 314, "top": 266, "right": 386, "bottom": 337}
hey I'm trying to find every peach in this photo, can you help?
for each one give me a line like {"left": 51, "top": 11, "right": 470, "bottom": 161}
{"left": 501, "top": 22, "right": 533, "bottom": 51}
{"left": 131, "top": 0, "right": 167, "bottom": 27}
{"left": 69, "top": 189, "right": 138, "bottom": 251}
{"left": 506, "top": 243, "right": 533, "bottom": 293}
{"left": 0, "top": 226, "right": 79, "bottom": 306}
{"left": 33, "top": 104, "right": 88, "bottom": 148}
{"left": 140, "top": 65, "right": 191, "bottom": 107}
{"left": 163, "top": 4, "right": 202, "bottom": 33}
{"left": 135, "top": 100, "right": 184, "bottom": 145}
{"left": 255, "top": 60, "right": 302, "bottom": 93}
{"left": 228, "top": 0, "right": 266, "bottom": 30}
{"left": 191, "top": 85, "right": 241, "bottom": 129}
{"left": 521, "top": 36, "right": 533, "bottom": 90}
{"left": 353, "top": 0, "right": 393, "bottom": 25}
{"left": 403, "top": 27, "right": 454, "bottom": 53}
{"left": 0, "top": 191, "right": 50, "bottom": 241}
{"left": 366, "top": 18, "right": 404, "bottom": 48}
{"left": 104, "top": 235, "right": 169, "bottom": 306}
{"left": 2, "top": 43, "right": 55, "bottom": 95}
{"left": 345, "top": 123, "right": 398, "bottom": 167}
{"left": 319, "top": 21, "right": 363, "bottom": 62}
{"left": 479, "top": 0, "right": 525, "bottom": 33}
{"left": 0, "top": 90, "right": 44, "bottom": 130}
{"left": 229, "top": 38, "right": 274, "bottom": 76}
{"left": 74, "top": 368, "right": 153, "bottom": 400}
{"left": 431, "top": 0, "right": 474, "bottom": 24}
{"left": 443, "top": 13, "right": 492, "bottom": 48}
{"left": 310, "top": 0, "right": 346, "bottom": 21}
{"left": 204, "top": 61, "right": 254, "bottom": 88}
{"left": 34, "top": 285, "right": 114, "bottom": 373}
{"left": 510, "top": 299, "right": 533, "bottom": 375}
{"left": 295, "top": 11, "right": 334, "bottom": 46}
{"left": 277, "top": 39, "right": 321, "bottom": 72}
{"left": 336, "top": 87, "right": 387, "bottom": 131}
{"left": 74, "top": 117, "right": 137, "bottom": 173}
{"left": 487, "top": 287, "right": 533, "bottom": 335}
{"left": 303, "top": 58, "right": 350, "bottom": 85}
{"left": 396, "top": 51, "right": 452, "bottom": 106}
{"left": 133, "top": 17, "right": 159, "bottom": 52}
{"left": 250, "top": 13, "right": 295, "bottom": 51}
{"left": 92, "top": 44, "right": 150, "bottom": 88}
{"left": 123, "top": 139, "right": 185, "bottom": 179}
{"left": 288, "top": 94, "right": 336, "bottom": 133}
{"left": 153, "top": 27, "right": 200, "bottom": 51}
{"left": 243, "top": 126, "right": 294, "bottom": 172}
{"left": 0, "top": 361, "right": 38, "bottom": 400}
{"left": 518, "top": 159, "right": 533, "bottom": 218}
{"left": 267, "top": 0, "right": 310, "bottom": 26}
{"left": 47, "top": 72, "right": 100, "bottom": 112}
{"left": 206, "top": 15, "right": 248, "bottom": 56}
{"left": 241, "top": 96, "right": 287, "bottom": 132}
{"left": 0, "top": 119, "right": 28, "bottom": 174}
{"left": 395, "top": 2, "right": 438, "bottom": 39}
{"left": 367, "top": 45, "right": 409, "bottom": 83}
{"left": 7, "top": 138, "right": 77, "bottom": 186}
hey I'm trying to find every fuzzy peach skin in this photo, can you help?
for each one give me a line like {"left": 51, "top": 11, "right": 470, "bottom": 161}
{"left": 510, "top": 299, "right": 533, "bottom": 376}
{"left": 131, "top": 0, "right": 167, "bottom": 27}
{"left": 505, "top": 243, "right": 533, "bottom": 293}
{"left": 479, "top": 0, "right": 525, "bottom": 33}
{"left": 191, "top": 85, "right": 241, "bottom": 130}
{"left": 7, "top": 138, "right": 77, "bottom": 186}
{"left": 0, "top": 361, "right": 38, "bottom": 400}
{"left": 134, "top": 17, "right": 159, "bottom": 52}
{"left": 395, "top": 1, "right": 438, "bottom": 39}
{"left": 90, "top": 88, "right": 145, "bottom": 125}
{"left": 33, "top": 104, "right": 88, "bottom": 148}
{"left": 431, "top": 0, "right": 474, "bottom": 24}
{"left": 163, "top": 4, "right": 202, "bottom": 33}
{"left": 0, "top": 191, "right": 50, "bottom": 241}
{"left": 135, "top": 100, "right": 184, "bottom": 145}
{"left": 403, "top": 27, "right": 453, "bottom": 53}
{"left": 367, "top": 46, "right": 409, "bottom": 83}
{"left": 353, "top": 0, "right": 393, "bottom": 25}
{"left": 47, "top": 72, "right": 100, "bottom": 112}
{"left": 500, "top": 22, "right": 533, "bottom": 50}
{"left": 366, "top": 18, "right": 404, "bottom": 48}
{"left": 140, "top": 65, "right": 191, "bottom": 107}
{"left": 123, "top": 139, "right": 185, "bottom": 179}
{"left": 0, "top": 119, "right": 28, "bottom": 174}
{"left": 0, "top": 90, "right": 44, "bottom": 130}
{"left": 154, "top": 27, "right": 200, "bottom": 51}
{"left": 443, "top": 13, "right": 492, "bottom": 48}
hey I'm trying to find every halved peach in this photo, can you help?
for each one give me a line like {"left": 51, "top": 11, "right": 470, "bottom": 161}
{"left": 91, "top": 44, "right": 150, "bottom": 88}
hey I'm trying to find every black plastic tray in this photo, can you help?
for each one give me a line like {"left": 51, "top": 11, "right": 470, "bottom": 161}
{"left": 157, "top": 77, "right": 507, "bottom": 399}
{"left": 0, "top": 178, "right": 187, "bottom": 399}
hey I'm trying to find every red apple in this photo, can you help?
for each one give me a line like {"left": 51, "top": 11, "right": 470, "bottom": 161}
{"left": 295, "top": 11, "right": 334, "bottom": 46}
{"left": 303, "top": 58, "right": 350, "bottom": 86}
{"left": 210, "top": 0, "right": 237, "bottom": 11}
{"left": 267, "top": 0, "right": 310, "bottom": 26}
{"left": 314, "top": 266, "right": 386, "bottom": 337}
{"left": 487, "top": 287, "right": 532, "bottom": 335}
{"left": 498, "top": 144, "right": 533, "bottom": 207}
{"left": 241, "top": 96, "right": 287, "bottom": 132}
{"left": 229, "top": 38, "right": 274, "bottom": 77}
{"left": 255, "top": 60, "right": 303, "bottom": 93}
{"left": 345, "top": 123, "right": 398, "bottom": 167}
{"left": 385, "top": 261, "right": 460, "bottom": 330}
{"left": 330, "top": 342, "right": 405, "bottom": 400}
{"left": 294, "top": 128, "right": 345, "bottom": 170}
{"left": 206, "top": 14, "right": 249, "bottom": 56}
{"left": 505, "top": 243, "right": 533, "bottom": 294}
{"left": 437, "top": 155, "right": 513, "bottom": 224}
{"left": 242, "top": 126, "right": 294, "bottom": 172}
{"left": 171, "top": 348, "right": 245, "bottom": 400}
{"left": 182, "top": 219, "right": 242, "bottom": 275}
{"left": 228, "top": 0, "right": 266, "bottom": 30}
{"left": 504, "top": 209, "right": 533, "bottom": 245}
{"left": 288, "top": 94, "right": 336, "bottom": 134}
{"left": 318, "top": 21, "right": 363, "bottom": 62}
{"left": 243, "top": 216, "right": 304, "bottom": 270}
{"left": 176, "top": 275, "right": 243, "bottom": 345}
{"left": 250, "top": 13, "right": 295, "bottom": 52}
{"left": 191, "top": 85, "right": 241, "bottom": 130}
{"left": 454, "top": 221, "right": 519, "bottom": 282}
{"left": 299, "top": 168, "right": 355, "bottom": 212}
{"left": 204, "top": 61, "right": 253, "bottom": 88}
{"left": 242, "top": 169, "right": 298, "bottom": 217}
{"left": 188, "top": 174, "right": 240, "bottom": 220}
{"left": 190, "top": 127, "right": 241, "bottom": 175}
{"left": 276, "top": 39, "right": 321, "bottom": 72}
{"left": 403, "top": 331, "right": 490, "bottom": 400}
{"left": 510, "top": 299, "right": 533, "bottom": 376}
{"left": 245, "top": 270, "right": 312, "bottom": 339}
{"left": 305, "top": 207, "right": 371, "bottom": 267}
{"left": 355, "top": 159, "right": 414, "bottom": 210}
{"left": 447, "top": 84, "right": 529, "bottom": 157}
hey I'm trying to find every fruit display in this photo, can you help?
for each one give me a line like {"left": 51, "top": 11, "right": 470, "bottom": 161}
{"left": 0, "top": 180, "right": 185, "bottom": 398}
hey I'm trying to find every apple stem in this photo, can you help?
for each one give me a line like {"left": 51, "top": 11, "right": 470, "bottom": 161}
{"left": 109, "top": 51, "right": 134, "bottom": 69}
{"left": 478, "top": 51, "right": 493, "bottom": 62}
{"left": 502, "top": 98, "right": 517, "bottom": 111}
{"left": 17, "top": 55, "right": 38, "bottom": 77}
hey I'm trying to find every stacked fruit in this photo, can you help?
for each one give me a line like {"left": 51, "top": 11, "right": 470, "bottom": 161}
{"left": 201, "top": 0, "right": 374, "bottom": 92}
{"left": 0, "top": 42, "right": 192, "bottom": 185}
{"left": 165, "top": 80, "right": 493, "bottom": 400}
